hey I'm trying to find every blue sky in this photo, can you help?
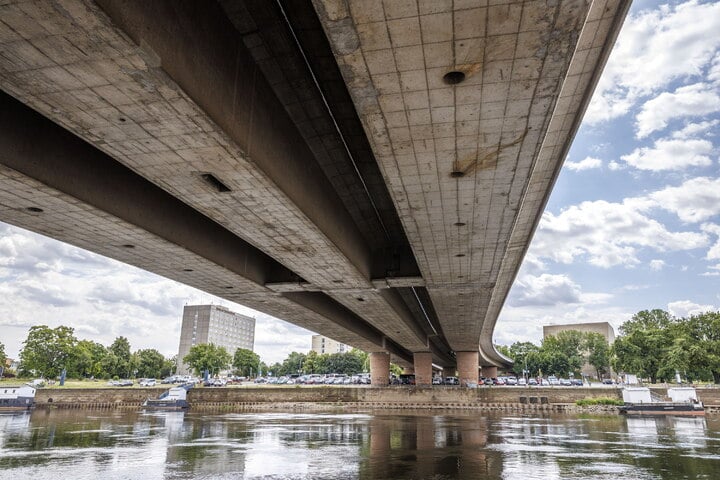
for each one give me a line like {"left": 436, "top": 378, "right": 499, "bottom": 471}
{"left": 497, "top": 0, "right": 720, "bottom": 345}
{"left": 1, "top": 0, "right": 719, "bottom": 363}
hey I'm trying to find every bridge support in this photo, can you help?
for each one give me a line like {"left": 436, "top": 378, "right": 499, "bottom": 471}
{"left": 370, "top": 352, "right": 390, "bottom": 386}
{"left": 482, "top": 366, "right": 498, "bottom": 379}
{"left": 413, "top": 352, "right": 433, "bottom": 386}
{"left": 456, "top": 351, "right": 479, "bottom": 387}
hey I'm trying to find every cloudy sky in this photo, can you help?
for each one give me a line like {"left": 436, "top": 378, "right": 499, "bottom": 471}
{"left": 1, "top": 0, "right": 719, "bottom": 364}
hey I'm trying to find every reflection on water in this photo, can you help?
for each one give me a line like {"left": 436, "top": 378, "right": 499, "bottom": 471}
{"left": 0, "top": 409, "right": 719, "bottom": 479}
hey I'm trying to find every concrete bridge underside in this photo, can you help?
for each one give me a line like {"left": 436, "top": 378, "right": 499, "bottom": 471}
{"left": 0, "top": 0, "right": 628, "bottom": 384}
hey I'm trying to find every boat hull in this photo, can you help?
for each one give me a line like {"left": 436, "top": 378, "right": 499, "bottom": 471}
{"left": 142, "top": 400, "right": 189, "bottom": 411}
{"left": 0, "top": 397, "right": 35, "bottom": 411}
{"left": 620, "top": 403, "right": 705, "bottom": 416}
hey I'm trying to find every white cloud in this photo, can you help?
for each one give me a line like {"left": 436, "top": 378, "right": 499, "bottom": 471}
{"left": 565, "top": 156, "right": 602, "bottom": 171}
{"left": 709, "top": 51, "right": 720, "bottom": 83}
{"left": 702, "top": 223, "right": 720, "bottom": 260}
{"left": 509, "top": 274, "right": 582, "bottom": 307}
{"left": 585, "top": 1, "right": 720, "bottom": 124}
{"left": 608, "top": 160, "right": 624, "bottom": 171}
{"left": 0, "top": 225, "right": 316, "bottom": 363}
{"left": 620, "top": 138, "right": 713, "bottom": 171}
{"left": 531, "top": 198, "right": 707, "bottom": 268}
{"left": 650, "top": 177, "right": 720, "bottom": 223}
{"left": 495, "top": 304, "right": 632, "bottom": 346}
{"left": 672, "top": 119, "right": 720, "bottom": 139}
{"left": 635, "top": 83, "right": 720, "bottom": 138}
{"left": 667, "top": 300, "right": 716, "bottom": 318}
{"left": 702, "top": 264, "right": 720, "bottom": 276}
{"left": 649, "top": 259, "right": 665, "bottom": 271}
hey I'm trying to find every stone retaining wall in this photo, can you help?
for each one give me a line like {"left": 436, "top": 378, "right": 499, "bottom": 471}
{"left": 33, "top": 385, "right": 720, "bottom": 410}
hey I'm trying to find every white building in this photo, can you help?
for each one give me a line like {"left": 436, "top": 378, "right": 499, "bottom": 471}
{"left": 311, "top": 335, "right": 348, "bottom": 355}
{"left": 177, "top": 305, "right": 255, "bottom": 374}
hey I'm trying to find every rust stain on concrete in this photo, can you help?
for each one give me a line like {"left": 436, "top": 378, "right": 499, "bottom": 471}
{"left": 451, "top": 130, "right": 528, "bottom": 177}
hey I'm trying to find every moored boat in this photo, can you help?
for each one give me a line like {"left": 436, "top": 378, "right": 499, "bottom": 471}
{"left": 142, "top": 383, "right": 192, "bottom": 410}
{"left": 0, "top": 384, "right": 36, "bottom": 411}
{"left": 620, "top": 386, "right": 704, "bottom": 416}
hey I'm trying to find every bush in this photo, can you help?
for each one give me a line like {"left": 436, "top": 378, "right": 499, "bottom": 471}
{"left": 575, "top": 397, "right": 623, "bottom": 406}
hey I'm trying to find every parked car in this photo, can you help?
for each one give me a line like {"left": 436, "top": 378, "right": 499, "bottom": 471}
{"left": 559, "top": 378, "right": 572, "bottom": 386}
{"left": 398, "top": 374, "right": 416, "bottom": 385}
{"left": 140, "top": 378, "right": 156, "bottom": 387}
{"left": 548, "top": 375, "right": 560, "bottom": 386}
{"left": 444, "top": 376, "right": 459, "bottom": 385}
{"left": 432, "top": 376, "right": 443, "bottom": 385}
{"left": 527, "top": 378, "right": 538, "bottom": 386}
{"left": 117, "top": 379, "right": 133, "bottom": 387}
{"left": 517, "top": 378, "right": 527, "bottom": 386}
{"left": 571, "top": 379, "right": 583, "bottom": 386}
{"left": 602, "top": 378, "right": 615, "bottom": 385}
{"left": 505, "top": 376, "right": 518, "bottom": 386}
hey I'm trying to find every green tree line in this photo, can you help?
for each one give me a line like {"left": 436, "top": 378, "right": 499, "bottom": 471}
{"left": 496, "top": 330, "right": 610, "bottom": 379}
{"left": 612, "top": 309, "right": 720, "bottom": 383}
{"left": 16, "top": 325, "right": 176, "bottom": 380}
{"left": 497, "top": 309, "right": 720, "bottom": 384}
{"left": 180, "top": 345, "right": 374, "bottom": 378}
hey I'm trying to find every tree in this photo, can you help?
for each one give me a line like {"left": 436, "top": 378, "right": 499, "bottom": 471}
{"left": 0, "top": 341, "right": 6, "bottom": 368}
{"left": 584, "top": 333, "right": 610, "bottom": 380}
{"left": 279, "top": 352, "right": 306, "bottom": 376}
{"left": 543, "top": 331, "right": 585, "bottom": 374}
{"left": 502, "top": 342, "right": 540, "bottom": 377}
{"left": 232, "top": 348, "right": 260, "bottom": 377}
{"left": 302, "top": 350, "right": 321, "bottom": 374}
{"left": 613, "top": 310, "right": 674, "bottom": 383}
{"left": 108, "top": 336, "right": 132, "bottom": 378}
{"left": 134, "top": 349, "right": 166, "bottom": 378}
{"left": 69, "top": 340, "right": 108, "bottom": 378}
{"left": 183, "top": 343, "right": 231, "bottom": 376}
{"left": 19, "top": 325, "right": 77, "bottom": 378}
{"left": 161, "top": 355, "right": 177, "bottom": 378}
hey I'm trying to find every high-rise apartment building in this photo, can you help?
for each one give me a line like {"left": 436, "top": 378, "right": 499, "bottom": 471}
{"left": 311, "top": 335, "right": 348, "bottom": 355}
{"left": 177, "top": 305, "right": 255, "bottom": 374}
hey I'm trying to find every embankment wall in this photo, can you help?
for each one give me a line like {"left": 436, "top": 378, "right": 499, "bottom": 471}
{"left": 33, "top": 385, "right": 720, "bottom": 409}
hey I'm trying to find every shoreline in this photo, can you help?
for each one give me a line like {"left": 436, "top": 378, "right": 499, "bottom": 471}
{"left": 22, "top": 385, "right": 720, "bottom": 414}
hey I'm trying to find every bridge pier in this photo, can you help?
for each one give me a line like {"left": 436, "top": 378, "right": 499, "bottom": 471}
{"left": 482, "top": 366, "right": 498, "bottom": 379}
{"left": 413, "top": 352, "right": 433, "bottom": 386}
{"left": 456, "top": 351, "right": 479, "bottom": 387}
{"left": 370, "top": 352, "right": 390, "bottom": 386}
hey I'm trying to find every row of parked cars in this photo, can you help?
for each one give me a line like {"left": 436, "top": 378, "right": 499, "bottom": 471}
{"left": 389, "top": 375, "right": 586, "bottom": 386}
{"left": 254, "top": 373, "right": 372, "bottom": 385}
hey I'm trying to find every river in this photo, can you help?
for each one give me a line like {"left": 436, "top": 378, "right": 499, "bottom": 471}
{"left": 1, "top": 409, "right": 718, "bottom": 479}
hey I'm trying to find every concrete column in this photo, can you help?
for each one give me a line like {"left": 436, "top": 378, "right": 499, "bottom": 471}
{"left": 456, "top": 351, "right": 479, "bottom": 387}
{"left": 370, "top": 352, "right": 390, "bottom": 386}
{"left": 413, "top": 352, "right": 433, "bottom": 386}
{"left": 482, "top": 366, "right": 498, "bottom": 379}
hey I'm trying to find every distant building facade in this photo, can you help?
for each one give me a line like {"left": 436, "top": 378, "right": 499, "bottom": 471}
{"left": 543, "top": 322, "right": 615, "bottom": 344}
{"left": 311, "top": 335, "right": 348, "bottom": 355}
{"left": 177, "top": 305, "right": 255, "bottom": 374}
{"left": 543, "top": 322, "right": 615, "bottom": 379}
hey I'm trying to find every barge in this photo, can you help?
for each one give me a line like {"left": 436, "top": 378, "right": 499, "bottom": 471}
{"left": 620, "top": 387, "right": 704, "bottom": 416}
{"left": 0, "top": 384, "right": 36, "bottom": 411}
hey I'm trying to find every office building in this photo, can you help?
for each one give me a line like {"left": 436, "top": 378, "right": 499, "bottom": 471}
{"left": 177, "top": 305, "right": 255, "bottom": 374}
{"left": 311, "top": 335, "right": 348, "bottom": 355}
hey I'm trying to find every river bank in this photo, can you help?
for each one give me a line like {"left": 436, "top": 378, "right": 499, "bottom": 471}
{"left": 29, "top": 385, "right": 720, "bottom": 413}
